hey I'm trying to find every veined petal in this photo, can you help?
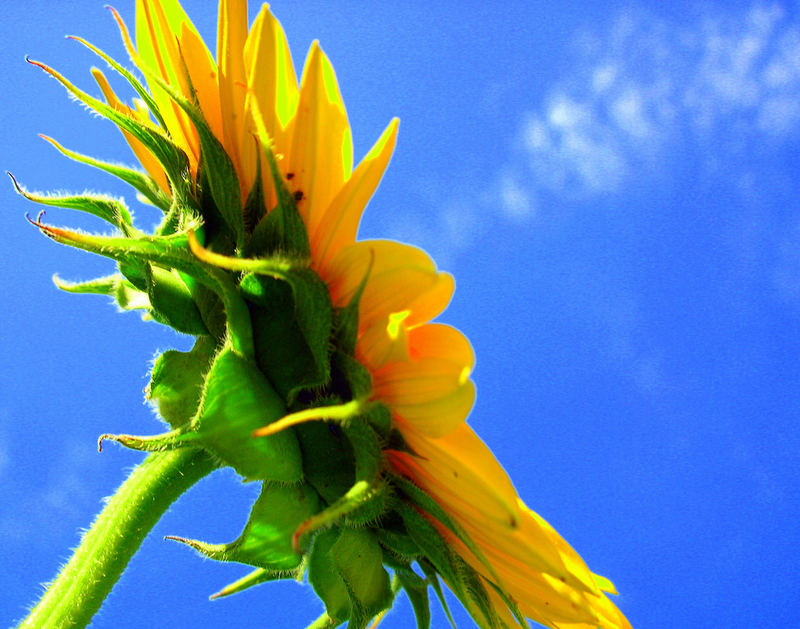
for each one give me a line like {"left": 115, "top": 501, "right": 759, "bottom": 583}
{"left": 135, "top": 0, "right": 200, "bottom": 171}
{"left": 442, "top": 529, "right": 604, "bottom": 627}
{"left": 326, "top": 240, "right": 454, "bottom": 332}
{"left": 312, "top": 118, "right": 399, "bottom": 273}
{"left": 288, "top": 42, "right": 353, "bottom": 236}
{"left": 521, "top": 502, "right": 602, "bottom": 595}
{"left": 394, "top": 422, "right": 519, "bottom": 522}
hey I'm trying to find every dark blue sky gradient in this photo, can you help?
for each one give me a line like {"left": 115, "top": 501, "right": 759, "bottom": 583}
{"left": 3, "top": 2, "right": 800, "bottom": 627}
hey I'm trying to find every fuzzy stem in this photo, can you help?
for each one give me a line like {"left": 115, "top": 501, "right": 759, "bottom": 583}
{"left": 17, "top": 448, "right": 218, "bottom": 629}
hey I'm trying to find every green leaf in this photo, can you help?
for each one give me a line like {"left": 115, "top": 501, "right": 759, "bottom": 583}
{"left": 39, "top": 135, "right": 170, "bottom": 211}
{"left": 241, "top": 268, "right": 332, "bottom": 403}
{"left": 167, "top": 482, "right": 321, "bottom": 571}
{"left": 193, "top": 347, "right": 303, "bottom": 482}
{"left": 147, "top": 337, "right": 216, "bottom": 429}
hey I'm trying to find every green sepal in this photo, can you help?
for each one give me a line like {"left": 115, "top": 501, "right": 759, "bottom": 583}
{"left": 375, "top": 520, "right": 420, "bottom": 563}
{"left": 147, "top": 337, "right": 217, "bottom": 429}
{"left": 27, "top": 58, "right": 189, "bottom": 192}
{"left": 295, "top": 420, "right": 355, "bottom": 505}
{"left": 241, "top": 269, "right": 332, "bottom": 403}
{"left": 145, "top": 264, "right": 209, "bottom": 335}
{"left": 332, "top": 257, "right": 372, "bottom": 357}
{"left": 53, "top": 272, "right": 152, "bottom": 312}
{"left": 418, "top": 559, "right": 458, "bottom": 629}
{"left": 193, "top": 347, "right": 303, "bottom": 482}
{"left": 145, "top": 70, "right": 244, "bottom": 249}
{"left": 332, "top": 351, "right": 373, "bottom": 401}
{"left": 10, "top": 173, "right": 136, "bottom": 235}
{"left": 246, "top": 140, "right": 310, "bottom": 259}
{"left": 52, "top": 273, "right": 118, "bottom": 296}
{"left": 168, "top": 482, "right": 321, "bottom": 571}
{"left": 331, "top": 527, "right": 393, "bottom": 629}
{"left": 39, "top": 135, "right": 170, "bottom": 211}
{"left": 308, "top": 528, "right": 351, "bottom": 623}
{"left": 396, "top": 502, "right": 509, "bottom": 629}
{"left": 66, "top": 35, "right": 168, "bottom": 131}
{"left": 293, "top": 418, "right": 385, "bottom": 545}
{"left": 210, "top": 565, "right": 301, "bottom": 600}
{"left": 396, "top": 568, "right": 432, "bottom": 629}
{"left": 97, "top": 427, "right": 199, "bottom": 453}
{"left": 243, "top": 149, "right": 266, "bottom": 234}
{"left": 392, "top": 475, "right": 525, "bottom": 627}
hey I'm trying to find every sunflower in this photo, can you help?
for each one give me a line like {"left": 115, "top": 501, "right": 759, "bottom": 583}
{"left": 18, "top": 1, "right": 631, "bottom": 628}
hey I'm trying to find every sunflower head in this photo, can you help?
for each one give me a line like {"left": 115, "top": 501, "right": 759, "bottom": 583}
{"left": 15, "top": 2, "right": 631, "bottom": 628}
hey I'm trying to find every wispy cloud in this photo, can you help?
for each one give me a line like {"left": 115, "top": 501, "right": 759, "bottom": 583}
{"left": 505, "top": 3, "right": 800, "bottom": 209}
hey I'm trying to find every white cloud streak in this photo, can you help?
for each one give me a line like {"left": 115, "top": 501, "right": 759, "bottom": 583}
{"left": 505, "top": 3, "right": 800, "bottom": 210}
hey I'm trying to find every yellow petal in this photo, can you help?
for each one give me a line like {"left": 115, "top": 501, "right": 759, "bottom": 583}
{"left": 135, "top": 0, "right": 199, "bottom": 170}
{"left": 442, "top": 528, "right": 601, "bottom": 626}
{"left": 388, "top": 377, "right": 474, "bottom": 437}
{"left": 325, "top": 240, "right": 453, "bottom": 332}
{"left": 217, "top": 0, "right": 252, "bottom": 198}
{"left": 178, "top": 22, "right": 222, "bottom": 141}
{"left": 244, "top": 5, "right": 298, "bottom": 151}
{"left": 288, "top": 42, "right": 353, "bottom": 235}
{"left": 312, "top": 118, "right": 399, "bottom": 272}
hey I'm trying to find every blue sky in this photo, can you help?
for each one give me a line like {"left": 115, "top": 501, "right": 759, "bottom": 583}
{"left": 3, "top": 1, "right": 800, "bottom": 627}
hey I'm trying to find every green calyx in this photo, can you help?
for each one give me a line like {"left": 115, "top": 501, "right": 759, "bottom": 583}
{"left": 19, "top": 38, "right": 522, "bottom": 629}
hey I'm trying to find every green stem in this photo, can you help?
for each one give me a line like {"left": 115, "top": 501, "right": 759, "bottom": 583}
{"left": 18, "top": 448, "right": 218, "bottom": 629}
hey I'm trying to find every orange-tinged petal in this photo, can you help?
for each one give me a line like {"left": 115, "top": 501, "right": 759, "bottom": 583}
{"left": 178, "top": 22, "right": 222, "bottom": 141}
{"left": 90, "top": 68, "right": 169, "bottom": 193}
{"left": 383, "top": 374, "right": 473, "bottom": 437}
{"left": 373, "top": 357, "right": 469, "bottom": 402}
{"left": 406, "top": 322, "right": 475, "bottom": 367}
{"left": 312, "top": 118, "right": 399, "bottom": 273}
{"left": 288, "top": 42, "right": 353, "bottom": 236}
{"left": 357, "top": 311, "right": 411, "bottom": 371}
{"left": 325, "top": 240, "right": 454, "bottom": 332}
{"left": 217, "top": 0, "right": 252, "bottom": 197}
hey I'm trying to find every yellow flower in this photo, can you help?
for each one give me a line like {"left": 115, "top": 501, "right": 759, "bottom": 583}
{"left": 52, "top": 1, "right": 631, "bottom": 626}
